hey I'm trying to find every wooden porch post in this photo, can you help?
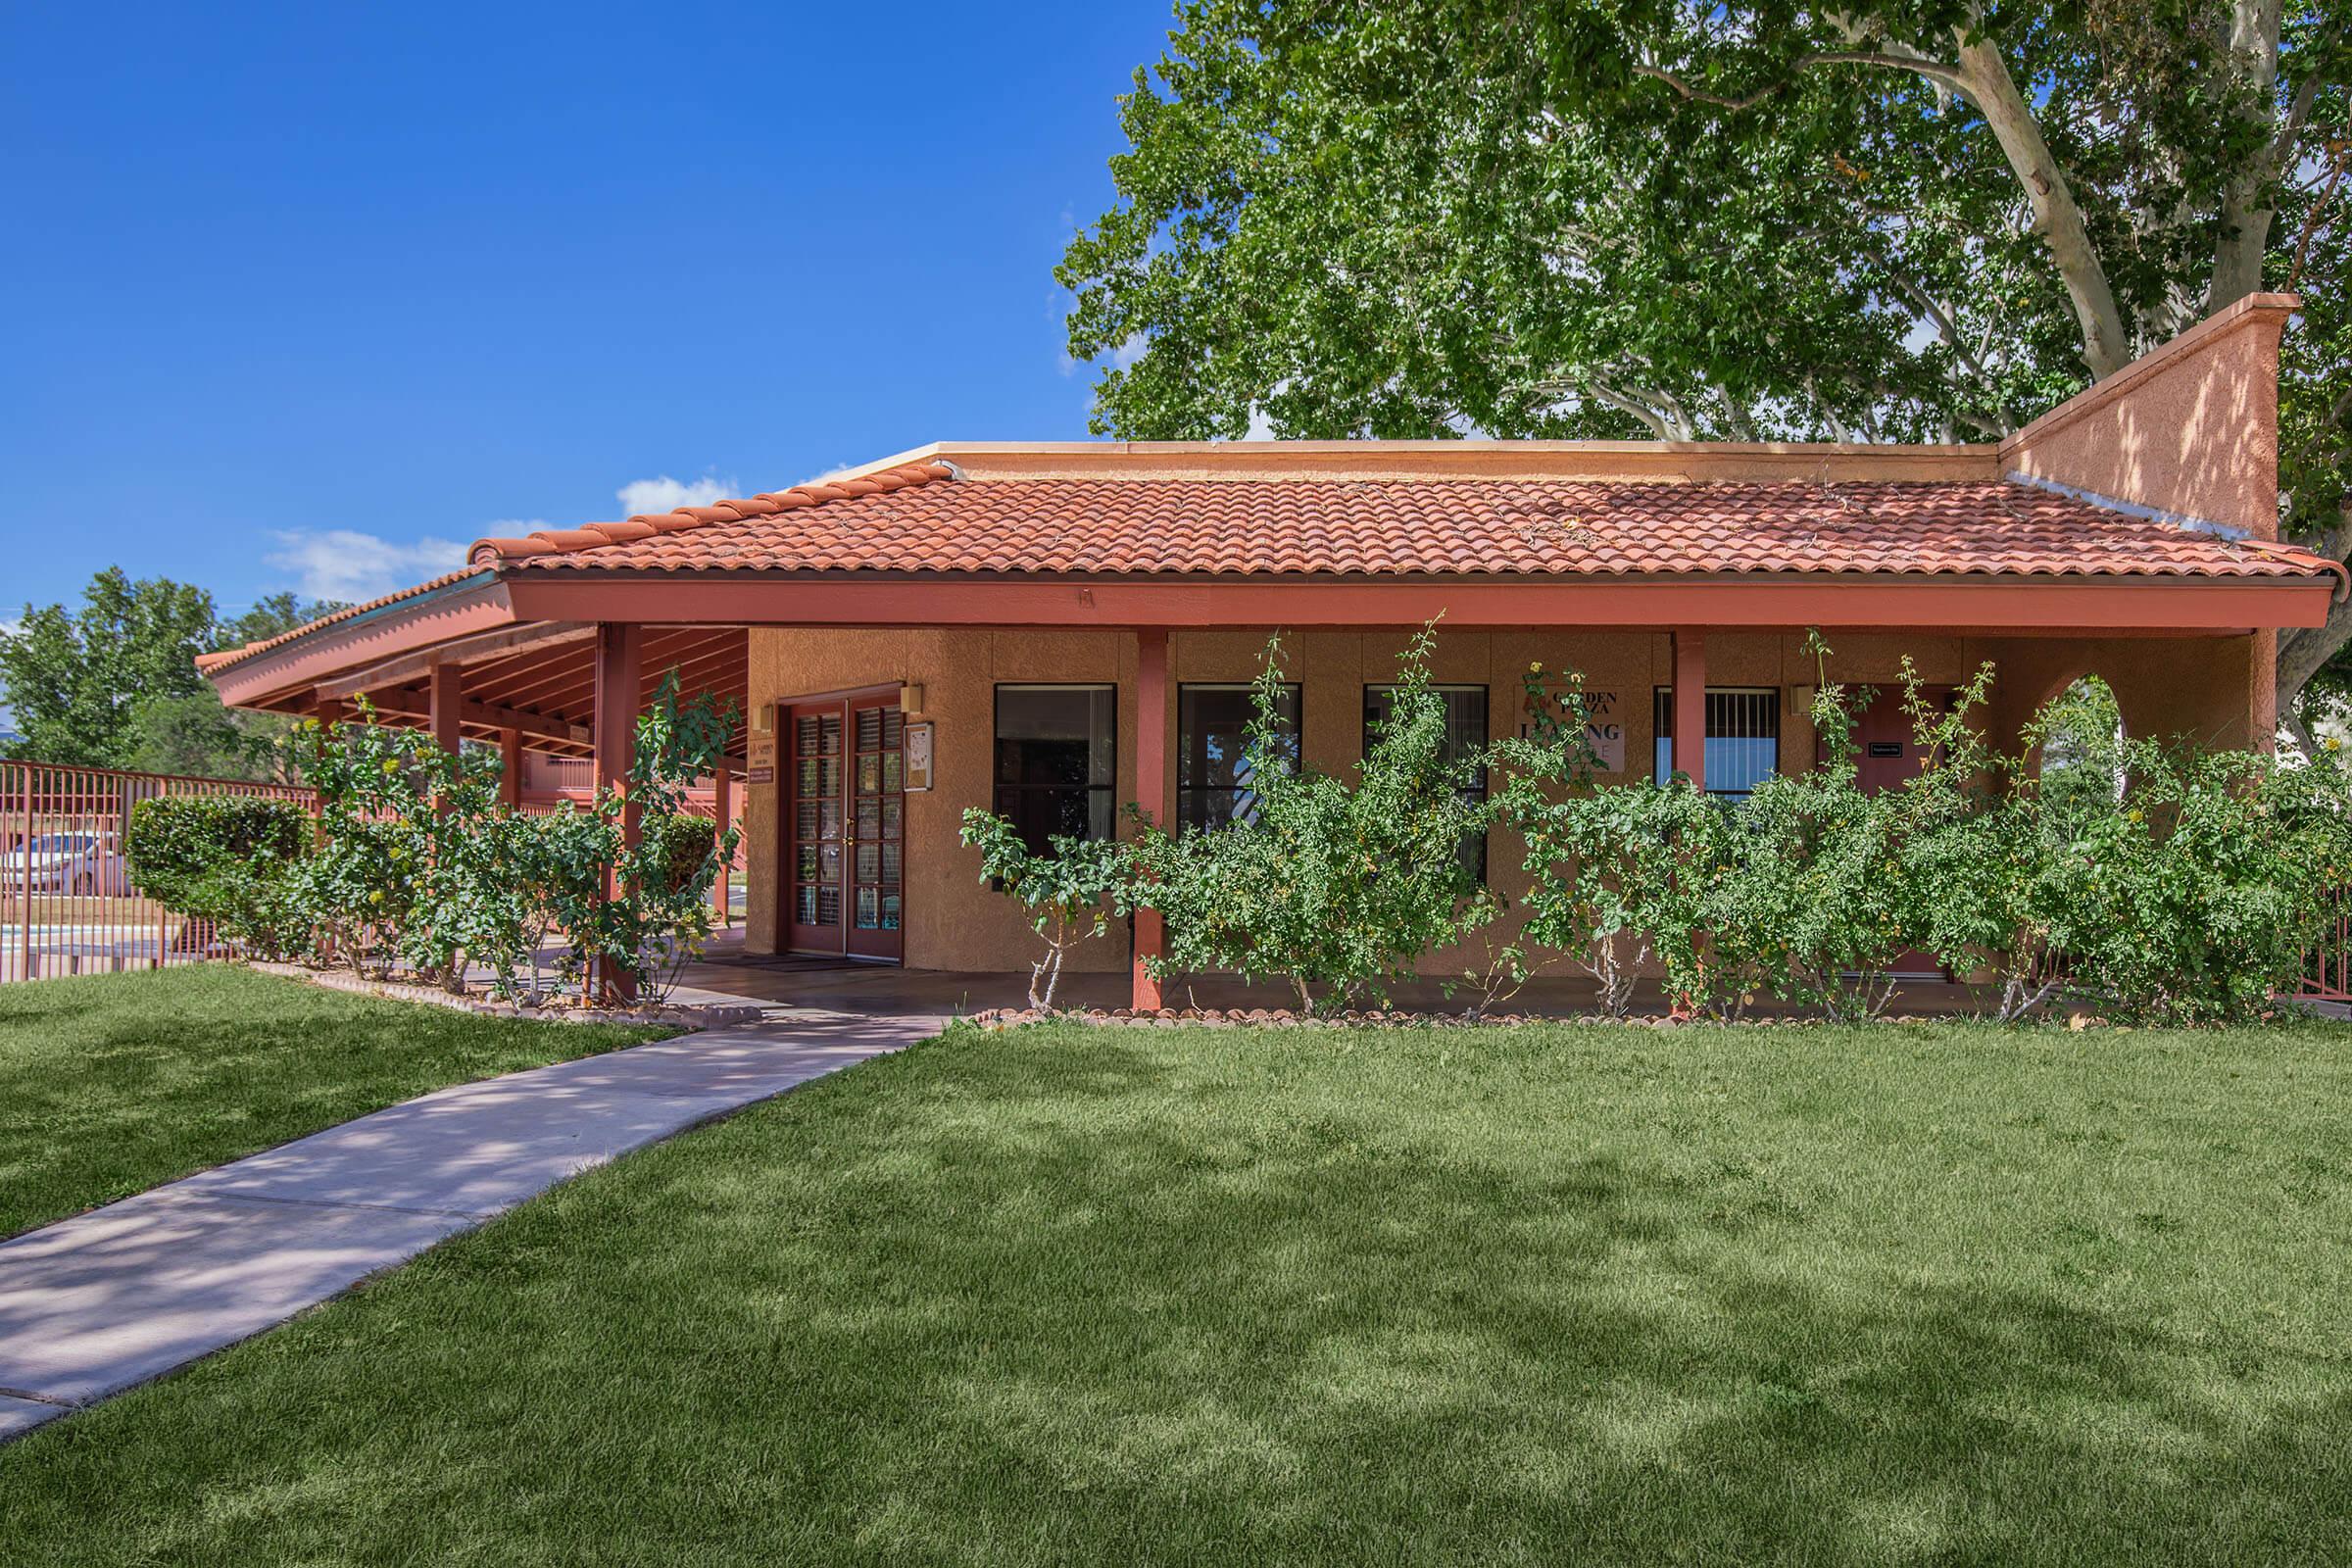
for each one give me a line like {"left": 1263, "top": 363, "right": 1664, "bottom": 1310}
{"left": 1674, "top": 629, "right": 1707, "bottom": 794}
{"left": 593, "top": 621, "right": 643, "bottom": 1004}
{"left": 1132, "top": 628, "right": 1169, "bottom": 1011}
{"left": 498, "top": 728, "right": 522, "bottom": 810}
{"left": 427, "top": 661, "right": 464, "bottom": 757}
{"left": 710, "top": 761, "right": 733, "bottom": 926}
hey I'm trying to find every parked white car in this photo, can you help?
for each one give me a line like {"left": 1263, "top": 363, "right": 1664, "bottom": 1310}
{"left": 1, "top": 832, "right": 128, "bottom": 895}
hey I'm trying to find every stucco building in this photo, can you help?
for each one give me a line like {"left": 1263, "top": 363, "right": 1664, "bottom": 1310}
{"left": 201, "top": 294, "right": 2343, "bottom": 1005}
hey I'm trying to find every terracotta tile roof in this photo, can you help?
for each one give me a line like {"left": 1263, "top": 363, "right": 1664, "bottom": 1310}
{"left": 194, "top": 566, "right": 487, "bottom": 672}
{"left": 466, "top": 463, "right": 956, "bottom": 565}
{"left": 470, "top": 472, "right": 2345, "bottom": 587}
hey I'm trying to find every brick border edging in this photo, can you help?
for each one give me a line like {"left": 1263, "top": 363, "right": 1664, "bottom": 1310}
{"left": 247, "top": 962, "right": 764, "bottom": 1032}
{"left": 967, "top": 1005, "right": 1867, "bottom": 1030}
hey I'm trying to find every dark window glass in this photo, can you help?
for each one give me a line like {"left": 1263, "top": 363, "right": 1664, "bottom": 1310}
{"left": 994, "top": 685, "right": 1116, "bottom": 852}
{"left": 1179, "top": 683, "right": 1300, "bottom": 830}
{"left": 1653, "top": 687, "right": 1781, "bottom": 800}
{"left": 1363, "top": 684, "right": 1490, "bottom": 879}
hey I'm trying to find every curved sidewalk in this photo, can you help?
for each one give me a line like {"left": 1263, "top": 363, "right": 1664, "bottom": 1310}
{"left": 0, "top": 1008, "right": 939, "bottom": 1442}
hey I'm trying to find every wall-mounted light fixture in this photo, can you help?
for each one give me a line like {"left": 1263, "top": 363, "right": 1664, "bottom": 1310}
{"left": 901, "top": 684, "right": 926, "bottom": 715}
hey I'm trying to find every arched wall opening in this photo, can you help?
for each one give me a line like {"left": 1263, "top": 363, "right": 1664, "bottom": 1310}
{"left": 1971, "top": 634, "right": 2270, "bottom": 775}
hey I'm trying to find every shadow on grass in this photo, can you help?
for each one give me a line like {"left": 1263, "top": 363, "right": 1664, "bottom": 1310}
{"left": 4, "top": 1027, "right": 2348, "bottom": 1566}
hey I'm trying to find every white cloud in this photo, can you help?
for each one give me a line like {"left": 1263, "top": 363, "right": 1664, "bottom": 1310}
{"left": 616, "top": 474, "right": 736, "bottom": 516}
{"left": 267, "top": 529, "right": 469, "bottom": 602}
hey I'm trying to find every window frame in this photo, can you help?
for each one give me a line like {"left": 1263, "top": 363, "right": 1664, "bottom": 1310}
{"left": 1177, "top": 681, "right": 1302, "bottom": 831}
{"left": 992, "top": 682, "right": 1119, "bottom": 852}
{"left": 1652, "top": 685, "right": 1782, "bottom": 800}
{"left": 1362, "top": 681, "right": 1492, "bottom": 880}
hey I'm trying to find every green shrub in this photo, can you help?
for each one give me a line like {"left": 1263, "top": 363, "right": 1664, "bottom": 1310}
{"left": 641, "top": 812, "right": 722, "bottom": 895}
{"left": 291, "top": 675, "right": 738, "bottom": 1004}
{"left": 957, "top": 810, "right": 1133, "bottom": 1008}
{"left": 1498, "top": 634, "right": 2343, "bottom": 1025}
{"left": 2024, "top": 729, "right": 2348, "bottom": 1024}
{"left": 295, "top": 710, "right": 514, "bottom": 990}
{"left": 533, "top": 673, "right": 742, "bottom": 1002}
{"left": 1126, "top": 625, "right": 1496, "bottom": 1013}
{"left": 122, "top": 794, "right": 314, "bottom": 960}
{"left": 1497, "top": 674, "right": 1700, "bottom": 1016}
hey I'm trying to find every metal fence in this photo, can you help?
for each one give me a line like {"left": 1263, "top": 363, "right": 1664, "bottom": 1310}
{"left": 1, "top": 760, "right": 314, "bottom": 984}
{"left": 2303, "top": 887, "right": 2352, "bottom": 1001}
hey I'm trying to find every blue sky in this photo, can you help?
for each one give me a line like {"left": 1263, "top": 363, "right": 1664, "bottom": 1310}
{"left": 0, "top": 0, "right": 1177, "bottom": 620}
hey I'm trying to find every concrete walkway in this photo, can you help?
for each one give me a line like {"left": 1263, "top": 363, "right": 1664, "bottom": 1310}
{"left": 0, "top": 1008, "right": 940, "bottom": 1442}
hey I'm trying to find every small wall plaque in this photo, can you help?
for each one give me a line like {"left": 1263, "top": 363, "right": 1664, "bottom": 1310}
{"left": 904, "top": 720, "right": 935, "bottom": 793}
{"left": 746, "top": 733, "right": 776, "bottom": 786}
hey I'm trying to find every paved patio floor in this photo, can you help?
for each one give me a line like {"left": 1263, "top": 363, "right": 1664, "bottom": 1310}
{"left": 0, "top": 1007, "right": 937, "bottom": 1443}
{"left": 670, "top": 935, "right": 1988, "bottom": 1017}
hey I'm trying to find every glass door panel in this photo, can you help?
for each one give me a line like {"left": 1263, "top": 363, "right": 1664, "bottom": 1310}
{"left": 785, "top": 706, "right": 846, "bottom": 954}
{"left": 846, "top": 700, "right": 904, "bottom": 959}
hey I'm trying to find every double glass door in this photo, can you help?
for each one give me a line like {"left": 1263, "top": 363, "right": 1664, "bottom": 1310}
{"left": 784, "top": 692, "right": 905, "bottom": 960}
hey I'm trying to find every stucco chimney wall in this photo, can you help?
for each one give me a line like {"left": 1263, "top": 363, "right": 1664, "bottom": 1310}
{"left": 2000, "top": 293, "right": 2298, "bottom": 541}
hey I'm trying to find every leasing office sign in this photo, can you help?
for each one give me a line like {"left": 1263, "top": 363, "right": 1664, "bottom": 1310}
{"left": 1521, "top": 684, "right": 1625, "bottom": 774}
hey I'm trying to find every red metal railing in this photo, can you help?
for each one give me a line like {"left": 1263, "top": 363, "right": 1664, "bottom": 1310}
{"left": 1, "top": 760, "right": 315, "bottom": 985}
{"left": 2303, "top": 886, "right": 2352, "bottom": 1001}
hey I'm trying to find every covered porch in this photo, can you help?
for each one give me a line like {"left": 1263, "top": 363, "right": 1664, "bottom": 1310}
{"left": 195, "top": 296, "right": 2342, "bottom": 1013}
{"left": 203, "top": 597, "right": 2322, "bottom": 1014}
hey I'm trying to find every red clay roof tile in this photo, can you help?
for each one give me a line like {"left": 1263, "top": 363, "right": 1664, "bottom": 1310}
{"left": 465, "top": 462, "right": 957, "bottom": 566}
{"left": 205, "top": 456, "right": 2344, "bottom": 679}
{"left": 472, "top": 472, "right": 2346, "bottom": 587}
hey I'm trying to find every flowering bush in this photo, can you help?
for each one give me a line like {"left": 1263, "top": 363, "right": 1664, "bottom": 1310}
{"left": 524, "top": 672, "right": 742, "bottom": 1002}
{"left": 2024, "top": 720, "right": 2349, "bottom": 1024}
{"left": 294, "top": 708, "right": 521, "bottom": 990}
{"left": 957, "top": 810, "right": 1132, "bottom": 1008}
{"left": 1499, "top": 637, "right": 2346, "bottom": 1024}
{"left": 966, "top": 624, "right": 2346, "bottom": 1025}
{"left": 1126, "top": 626, "right": 1497, "bottom": 1013}
{"left": 276, "top": 670, "right": 738, "bottom": 1004}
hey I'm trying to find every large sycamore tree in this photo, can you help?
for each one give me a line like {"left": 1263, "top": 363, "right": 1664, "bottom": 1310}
{"left": 1059, "top": 0, "right": 2351, "bottom": 739}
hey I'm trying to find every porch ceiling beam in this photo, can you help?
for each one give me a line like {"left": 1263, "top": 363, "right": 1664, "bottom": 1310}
{"left": 472, "top": 653, "right": 596, "bottom": 713}
{"left": 500, "top": 575, "right": 2335, "bottom": 633}
{"left": 358, "top": 687, "right": 591, "bottom": 748}
{"left": 311, "top": 621, "right": 595, "bottom": 702}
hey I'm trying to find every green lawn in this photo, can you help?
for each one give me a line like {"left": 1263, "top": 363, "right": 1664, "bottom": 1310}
{"left": 7, "top": 1018, "right": 2352, "bottom": 1565}
{"left": 0, "top": 965, "right": 668, "bottom": 1238}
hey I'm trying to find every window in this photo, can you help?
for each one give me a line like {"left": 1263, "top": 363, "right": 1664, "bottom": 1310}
{"left": 1653, "top": 687, "right": 1780, "bottom": 799}
{"left": 994, "top": 685, "right": 1116, "bottom": 852}
{"left": 1179, "top": 683, "right": 1300, "bottom": 830}
{"left": 1363, "top": 684, "right": 1490, "bottom": 878}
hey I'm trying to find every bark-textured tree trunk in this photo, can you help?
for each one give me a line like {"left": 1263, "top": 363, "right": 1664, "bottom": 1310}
{"left": 1952, "top": 34, "right": 2132, "bottom": 379}
{"left": 2212, "top": 0, "right": 2287, "bottom": 309}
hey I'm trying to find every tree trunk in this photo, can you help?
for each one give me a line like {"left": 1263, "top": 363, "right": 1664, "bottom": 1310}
{"left": 2276, "top": 504, "right": 2352, "bottom": 735}
{"left": 2212, "top": 0, "right": 2286, "bottom": 309}
{"left": 1952, "top": 35, "right": 2132, "bottom": 378}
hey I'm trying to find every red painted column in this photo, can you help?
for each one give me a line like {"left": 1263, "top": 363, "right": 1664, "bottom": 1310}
{"left": 710, "top": 761, "right": 733, "bottom": 925}
{"left": 498, "top": 728, "right": 522, "bottom": 810}
{"left": 1674, "top": 629, "right": 1707, "bottom": 794}
{"left": 593, "top": 622, "right": 643, "bottom": 1004}
{"left": 427, "top": 662, "right": 464, "bottom": 757}
{"left": 1132, "top": 628, "right": 1169, "bottom": 1011}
